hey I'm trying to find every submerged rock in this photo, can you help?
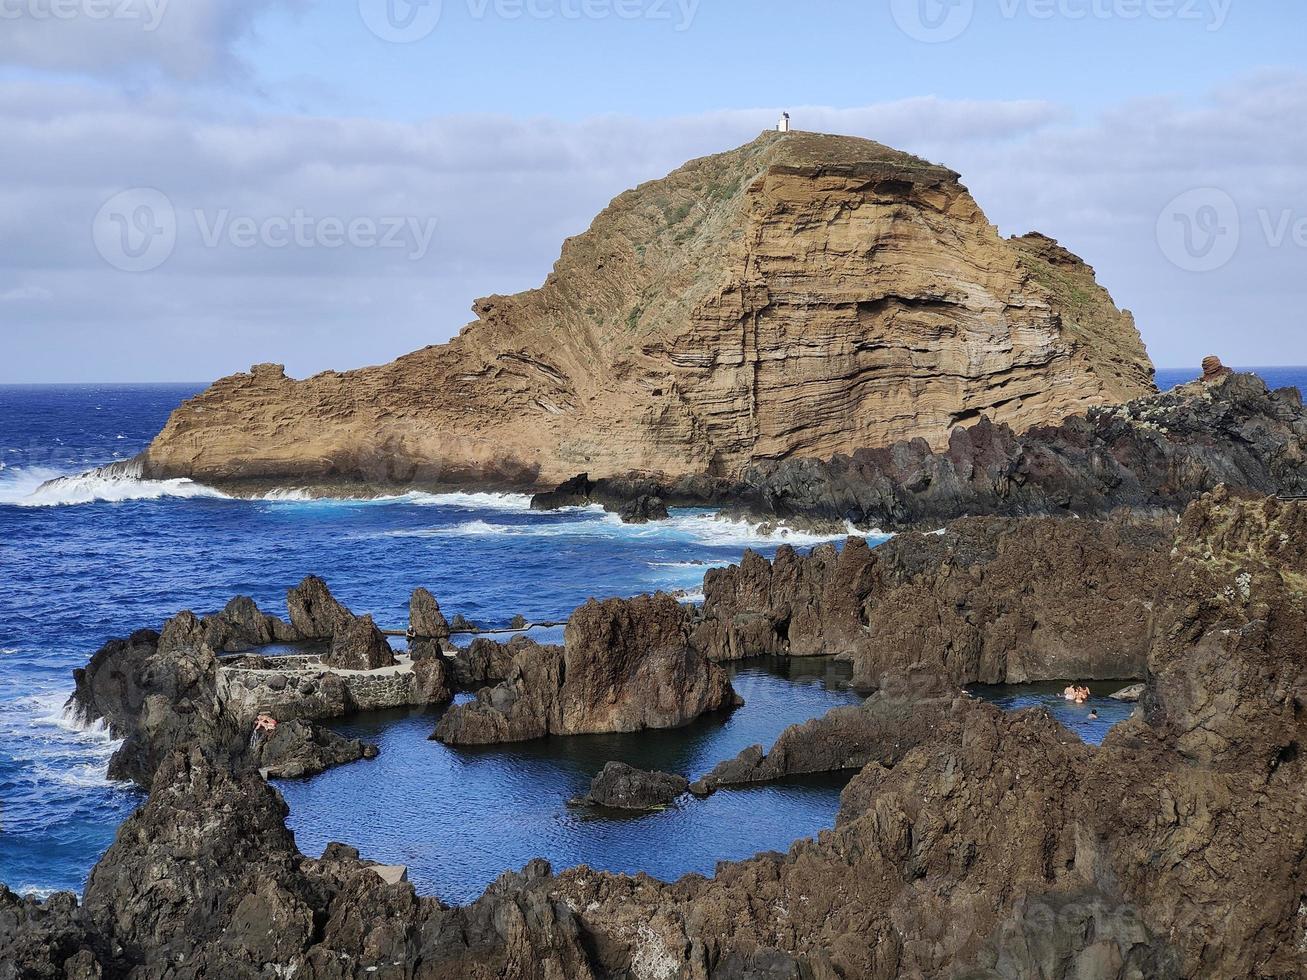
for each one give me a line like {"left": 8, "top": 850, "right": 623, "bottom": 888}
{"left": 435, "top": 593, "right": 738, "bottom": 745}
{"left": 572, "top": 762, "right": 689, "bottom": 810}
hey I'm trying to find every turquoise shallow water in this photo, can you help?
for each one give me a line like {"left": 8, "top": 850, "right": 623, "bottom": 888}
{"left": 1, "top": 367, "right": 1299, "bottom": 899}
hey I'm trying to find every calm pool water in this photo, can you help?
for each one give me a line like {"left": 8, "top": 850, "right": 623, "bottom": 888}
{"left": 279, "top": 655, "right": 863, "bottom": 904}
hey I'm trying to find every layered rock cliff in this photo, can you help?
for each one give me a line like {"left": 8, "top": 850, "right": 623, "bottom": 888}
{"left": 139, "top": 131, "right": 1154, "bottom": 490}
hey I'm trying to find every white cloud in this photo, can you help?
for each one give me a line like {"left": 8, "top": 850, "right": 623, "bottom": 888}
{"left": 1, "top": 74, "right": 1304, "bottom": 381}
{"left": 0, "top": 0, "right": 302, "bottom": 80}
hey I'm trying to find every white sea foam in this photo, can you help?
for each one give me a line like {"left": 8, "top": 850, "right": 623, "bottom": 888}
{"left": 253, "top": 488, "right": 536, "bottom": 511}
{"left": 383, "top": 511, "right": 864, "bottom": 548}
{"left": 0, "top": 462, "right": 228, "bottom": 508}
{"left": 16, "top": 885, "right": 58, "bottom": 901}
{"left": 408, "top": 491, "right": 535, "bottom": 511}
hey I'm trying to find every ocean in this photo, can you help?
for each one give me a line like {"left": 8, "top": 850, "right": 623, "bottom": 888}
{"left": 0, "top": 366, "right": 1298, "bottom": 901}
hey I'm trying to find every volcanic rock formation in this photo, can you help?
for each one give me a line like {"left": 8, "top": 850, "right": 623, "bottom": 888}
{"left": 135, "top": 131, "right": 1153, "bottom": 491}
{"left": 572, "top": 762, "right": 690, "bottom": 810}
{"left": 538, "top": 368, "right": 1307, "bottom": 529}
{"left": 69, "top": 581, "right": 447, "bottom": 787}
{"left": 9, "top": 489, "right": 1307, "bottom": 976}
{"left": 689, "top": 514, "right": 1174, "bottom": 689}
{"left": 435, "top": 593, "right": 738, "bottom": 745}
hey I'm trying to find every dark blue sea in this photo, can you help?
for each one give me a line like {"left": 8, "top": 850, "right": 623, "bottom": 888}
{"left": 0, "top": 367, "right": 1297, "bottom": 901}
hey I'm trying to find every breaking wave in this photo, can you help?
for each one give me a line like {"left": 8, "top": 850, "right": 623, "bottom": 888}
{"left": 0, "top": 461, "right": 228, "bottom": 508}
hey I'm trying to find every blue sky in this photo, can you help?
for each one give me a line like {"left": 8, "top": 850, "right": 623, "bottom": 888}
{"left": 1, "top": 0, "right": 1305, "bottom": 381}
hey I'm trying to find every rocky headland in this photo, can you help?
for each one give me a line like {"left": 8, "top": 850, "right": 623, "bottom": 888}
{"left": 122, "top": 131, "right": 1151, "bottom": 494}
{"left": 6, "top": 487, "right": 1307, "bottom": 977}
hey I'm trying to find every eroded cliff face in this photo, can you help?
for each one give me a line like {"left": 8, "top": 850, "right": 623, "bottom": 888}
{"left": 141, "top": 131, "right": 1154, "bottom": 490}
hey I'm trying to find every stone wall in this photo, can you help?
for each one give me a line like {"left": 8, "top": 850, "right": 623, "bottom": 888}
{"left": 217, "top": 655, "right": 449, "bottom": 723}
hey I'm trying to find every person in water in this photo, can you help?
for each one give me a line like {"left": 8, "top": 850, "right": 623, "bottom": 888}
{"left": 1089, "top": 709, "right": 1099, "bottom": 720}
{"left": 1063, "top": 684, "right": 1078, "bottom": 701}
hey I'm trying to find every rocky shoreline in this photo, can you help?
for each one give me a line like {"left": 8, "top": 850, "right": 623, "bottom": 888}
{"left": 5, "top": 485, "right": 1307, "bottom": 976}
{"left": 531, "top": 368, "right": 1307, "bottom": 530}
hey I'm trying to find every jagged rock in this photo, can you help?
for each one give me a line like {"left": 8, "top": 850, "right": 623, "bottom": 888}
{"left": 0, "top": 888, "right": 98, "bottom": 980}
{"left": 690, "top": 517, "right": 1170, "bottom": 690}
{"left": 436, "top": 594, "right": 738, "bottom": 745}
{"left": 530, "top": 473, "right": 595, "bottom": 511}
{"left": 201, "top": 595, "right": 295, "bottom": 650}
{"left": 848, "top": 516, "right": 1172, "bottom": 688}
{"left": 552, "top": 490, "right": 1307, "bottom": 978}
{"left": 737, "top": 372, "right": 1307, "bottom": 528}
{"left": 137, "top": 132, "right": 1152, "bottom": 492}
{"left": 69, "top": 589, "right": 434, "bottom": 787}
{"left": 15, "top": 490, "right": 1307, "bottom": 976}
{"left": 572, "top": 762, "right": 689, "bottom": 810}
{"left": 410, "top": 587, "right": 450, "bottom": 640}
{"left": 82, "top": 749, "right": 316, "bottom": 970}
{"left": 616, "top": 495, "right": 669, "bottom": 524}
{"left": 1201, "top": 354, "right": 1235, "bottom": 382}
{"left": 249, "top": 719, "right": 378, "bottom": 779}
{"left": 693, "top": 538, "right": 878, "bottom": 661}
{"left": 325, "top": 614, "right": 396, "bottom": 671}
{"left": 448, "top": 636, "right": 522, "bottom": 688}
{"left": 286, "top": 574, "right": 349, "bottom": 639}
{"left": 509, "top": 613, "right": 529, "bottom": 630}
{"left": 958, "top": 890, "right": 1181, "bottom": 979}
{"left": 10, "top": 747, "right": 599, "bottom": 978}
{"left": 68, "top": 613, "right": 240, "bottom": 786}
{"left": 409, "top": 656, "right": 452, "bottom": 705}
{"left": 450, "top": 613, "right": 478, "bottom": 633}
{"left": 532, "top": 472, "right": 737, "bottom": 513}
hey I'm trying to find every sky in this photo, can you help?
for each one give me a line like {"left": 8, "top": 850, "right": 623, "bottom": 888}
{"left": 1, "top": 0, "right": 1305, "bottom": 382}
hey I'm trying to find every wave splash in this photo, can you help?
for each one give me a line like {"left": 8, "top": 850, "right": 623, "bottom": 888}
{"left": 0, "top": 459, "right": 228, "bottom": 508}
